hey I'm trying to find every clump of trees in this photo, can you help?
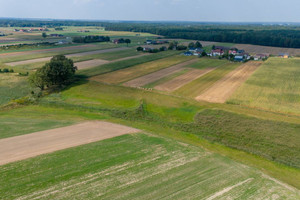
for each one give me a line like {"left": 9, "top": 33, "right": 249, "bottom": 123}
{"left": 29, "top": 55, "right": 77, "bottom": 90}
{"left": 73, "top": 35, "right": 110, "bottom": 43}
{"left": 0, "top": 68, "right": 14, "bottom": 73}
{"left": 188, "top": 41, "right": 202, "bottom": 48}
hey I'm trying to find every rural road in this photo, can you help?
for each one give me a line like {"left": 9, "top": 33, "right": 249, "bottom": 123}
{"left": 0, "top": 121, "right": 140, "bottom": 165}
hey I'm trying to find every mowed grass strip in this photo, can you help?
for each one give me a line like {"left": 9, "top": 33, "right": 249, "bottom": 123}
{"left": 1, "top": 133, "right": 299, "bottom": 199}
{"left": 187, "top": 57, "right": 228, "bottom": 69}
{"left": 91, "top": 55, "right": 193, "bottom": 84}
{"left": 71, "top": 48, "right": 141, "bottom": 62}
{"left": 229, "top": 57, "right": 300, "bottom": 115}
{"left": 174, "top": 62, "right": 241, "bottom": 98}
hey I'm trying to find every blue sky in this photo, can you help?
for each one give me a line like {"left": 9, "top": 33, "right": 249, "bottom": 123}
{"left": 0, "top": 0, "right": 300, "bottom": 22}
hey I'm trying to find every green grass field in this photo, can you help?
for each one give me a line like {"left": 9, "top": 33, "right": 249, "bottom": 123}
{"left": 0, "top": 74, "right": 32, "bottom": 105}
{"left": 1, "top": 132, "right": 299, "bottom": 199}
{"left": 174, "top": 62, "right": 241, "bottom": 98}
{"left": 229, "top": 57, "right": 300, "bottom": 114}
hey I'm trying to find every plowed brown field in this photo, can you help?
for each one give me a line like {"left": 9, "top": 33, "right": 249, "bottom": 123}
{"left": 196, "top": 62, "right": 261, "bottom": 103}
{"left": 0, "top": 121, "right": 140, "bottom": 165}
{"left": 154, "top": 68, "right": 216, "bottom": 92}
{"left": 234, "top": 44, "right": 300, "bottom": 56}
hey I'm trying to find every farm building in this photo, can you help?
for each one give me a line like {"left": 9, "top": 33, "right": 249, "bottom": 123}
{"left": 279, "top": 53, "right": 289, "bottom": 58}
{"left": 211, "top": 49, "right": 224, "bottom": 56}
{"left": 234, "top": 55, "right": 244, "bottom": 62}
{"left": 184, "top": 51, "right": 193, "bottom": 56}
{"left": 254, "top": 53, "right": 269, "bottom": 61}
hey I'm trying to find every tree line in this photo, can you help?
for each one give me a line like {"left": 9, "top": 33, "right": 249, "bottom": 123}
{"left": 72, "top": 36, "right": 110, "bottom": 43}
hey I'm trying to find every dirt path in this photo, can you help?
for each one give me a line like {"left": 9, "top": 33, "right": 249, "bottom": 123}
{"left": 196, "top": 62, "right": 261, "bottom": 103}
{"left": 0, "top": 121, "right": 140, "bottom": 165}
{"left": 123, "top": 59, "right": 198, "bottom": 88}
{"left": 155, "top": 68, "right": 216, "bottom": 92}
{"left": 5, "top": 47, "right": 129, "bottom": 66}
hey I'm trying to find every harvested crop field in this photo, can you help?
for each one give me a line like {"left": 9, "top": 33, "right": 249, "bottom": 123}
{"left": 5, "top": 47, "right": 128, "bottom": 66}
{"left": 76, "top": 59, "right": 110, "bottom": 70}
{"left": 196, "top": 62, "right": 261, "bottom": 103}
{"left": 1, "top": 133, "right": 299, "bottom": 199}
{"left": 91, "top": 55, "right": 194, "bottom": 84}
{"left": 234, "top": 44, "right": 300, "bottom": 56}
{"left": 155, "top": 68, "right": 216, "bottom": 92}
{"left": 123, "top": 59, "right": 198, "bottom": 88}
{"left": 0, "top": 121, "right": 140, "bottom": 165}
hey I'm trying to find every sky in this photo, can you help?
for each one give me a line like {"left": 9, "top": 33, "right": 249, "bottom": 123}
{"left": 0, "top": 0, "right": 300, "bottom": 22}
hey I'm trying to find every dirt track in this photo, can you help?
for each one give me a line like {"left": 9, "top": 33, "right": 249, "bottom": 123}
{"left": 155, "top": 68, "right": 216, "bottom": 92}
{"left": 196, "top": 62, "right": 261, "bottom": 103}
{"left": 5, "top": 47, "right": 129, "bottom": 66}
{"left": 0, "top": 121, "right": 140, "bottom": 165}
{"left": 123, "top": 59, "right": 198, "bottom": 87}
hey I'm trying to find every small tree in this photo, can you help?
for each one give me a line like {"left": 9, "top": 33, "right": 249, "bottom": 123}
{"left": 136, "top": 46, "right": 143, "bottom": 51}
{"left": 29, "top": 55, "right": 77, "bottom": 90}
{"left": 188, "top": 42, "right": 195, "bottom": 48}
{"left": 195, "top": 41, "right": 202, "bottom": 48}
{"left": 125, "top": 39, "right": 131, "bottom": 46}
{"left": 42, "top": 32, "right": 47, "bottom": 39}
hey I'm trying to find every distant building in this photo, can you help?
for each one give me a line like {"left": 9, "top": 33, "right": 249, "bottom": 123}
{"left": 184, "top": 51, "right": 193, "bottom": 56}
{"left": 279, "top": 53, "right": 289, "bottom": 58}
{"left": 211, "top": 49, "right": 224, "bottom": 56}
{"left": 50, "top": 34, "right": 64, "bottom": 37}
{"left": 234, "top": 55, "right": 244, "bottom": 62}
{"left": 254, "top": 53, "right": 269, "bottom": 61}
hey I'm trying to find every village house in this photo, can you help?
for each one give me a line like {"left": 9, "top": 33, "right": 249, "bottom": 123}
{"left": 211, "top": 49, "right": 224, "bottom": 56}
{"left": 183, "top": 51, "right": 193, "bottom": 56}
{"left": 279, "top": 53, "right": 289, "bottom": 58}
{"left": 254, "top": 53, "right": 269, "bottom": 61}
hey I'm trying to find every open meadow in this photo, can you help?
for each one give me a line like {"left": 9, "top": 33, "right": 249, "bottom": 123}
{"left": 229, "top": 57, "right": 300, "bottom": 115}
{"left": 0, "top": 26, "right": 300, "bottom": 199}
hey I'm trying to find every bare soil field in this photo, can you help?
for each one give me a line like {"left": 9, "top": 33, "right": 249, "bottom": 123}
{"left": 123, "top": 59, "right": 198, "bottom": 87}
{"left": 0, "top": 121, "right": 140, "bottom": 165}
{"left": 76, "top": 59, "right": 110, "bottom": 70}
{"left": 5, "top": 47, "right": 128, "bottom": 66}
{"left": 155, "top": 68, "right": 216, "bottom": 92}
{"left": 234, "top": 44, "right": 300, "bottom": 56}
{"left": 196, "top": 62, "right": 261, "bottom": 103}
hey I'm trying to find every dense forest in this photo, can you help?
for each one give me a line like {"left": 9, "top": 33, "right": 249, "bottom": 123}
{"left": 1, "top": 19, "right": 300, "bottom": 48}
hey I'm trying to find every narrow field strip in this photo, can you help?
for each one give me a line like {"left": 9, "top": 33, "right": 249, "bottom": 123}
{"left": 5, "top": 47, "right": 128, "bottom": 66}
{"left": 0, "top": 121, "right": 140, "bottom": 165}
{"left": 196, "top": 62, "right": 261, "bottom": 103}
{"left": 123, "top": 59, "right": 198, "bottom": 88}
{"left": 91, "top": 55, "right": 194, "bottom": 84}
{"left": 0, "top": 44, "right": 97, "bottom": 58}
{"left": 75, "top": 59, "right": 110, "bottom": 70}
{"left": 155, "top": 67, "right": 216, "bottom": 92}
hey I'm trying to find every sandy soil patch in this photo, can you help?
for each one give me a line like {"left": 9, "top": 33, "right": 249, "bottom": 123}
{"left": 0, "top": 121, "right": 140, "bottom": 165}
{"left": 234, "top": 44, "right": 300, "bottom": 56}
{"left": 196, "top": 62, "right": 261, "bottom": 103}
{"left": 123, "top": 59, "right": 198, "bottom": 88}
{"left": 155, "top": 68, "right": 216, "bottom": 92}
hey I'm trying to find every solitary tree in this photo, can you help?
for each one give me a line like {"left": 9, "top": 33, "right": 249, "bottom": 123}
{"left": 136, "top": 46, "right": 143, "bottom": 51}
{"left": 29, "top": 55, "right": 77, "bottom": 90}
{"left": 125, "top": 39, "right": 131, "bottom": 46}
{"left": 42, "top": 32, "right": 47, "bottom": 39}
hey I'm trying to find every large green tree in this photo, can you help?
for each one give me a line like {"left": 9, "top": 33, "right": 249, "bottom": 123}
{"left": 29, "top": 55, "right": 77, "bottom": 90}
